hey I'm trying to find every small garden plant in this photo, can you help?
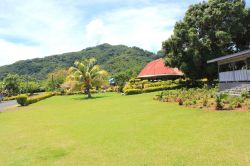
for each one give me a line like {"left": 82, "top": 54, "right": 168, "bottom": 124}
{"left": 154, "top": 88, "right": 249, "bottom": 111}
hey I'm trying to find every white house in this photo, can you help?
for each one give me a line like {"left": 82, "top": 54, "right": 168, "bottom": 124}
{"left": 207, "top": 49, "right": 250, "bottom": 91}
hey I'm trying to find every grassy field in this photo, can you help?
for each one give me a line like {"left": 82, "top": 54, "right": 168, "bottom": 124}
{"left": 0, "top": 92, "right": 249, "bottom": 166}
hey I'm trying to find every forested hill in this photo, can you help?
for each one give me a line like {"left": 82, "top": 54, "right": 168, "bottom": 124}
{"left": 0, "top": 44, "right": 156, "bottom": 80}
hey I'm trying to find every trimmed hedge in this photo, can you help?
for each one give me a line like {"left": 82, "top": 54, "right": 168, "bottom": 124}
{"left": 123, "top": 82, "right": 180, "bottom": 95}
{"left": 3, "top": 95, "right": 19, "bottom": 101}
{"left": 16, "top": 92, "right": 55, "bottom": 106}
{"left": 124, "top": 89, "right": 142, "bottom": 95}
{"left": 27, "top": 92, "right": 55, "bottom": 105}
{"left": 65, "top": 89, "right": 99, "bottom": 95}
{"left": 143, "top": 86, "right": 164, "bottom": 93}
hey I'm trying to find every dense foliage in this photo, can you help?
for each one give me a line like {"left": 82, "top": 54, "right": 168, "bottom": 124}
{"left": 0, "top": 44, "right": 156, "bottom": 80}
{"left": 113, "top": 68, "right": 141, "bottom": 91}
{"left": 162, "top": 0, "right": 250, "bottom": 80}
{"left": 3, "top": 74, "right": 20, "bottom": 96}
{"left": 46, "top": 69, "right": 68, "bottom": 91}
{"left": 0, "top": 74, "right": 43, "bottom": 96}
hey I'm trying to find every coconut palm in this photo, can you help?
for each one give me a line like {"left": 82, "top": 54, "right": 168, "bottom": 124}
{"left": 67, "top": 58, "right": 108, "bottom": 98}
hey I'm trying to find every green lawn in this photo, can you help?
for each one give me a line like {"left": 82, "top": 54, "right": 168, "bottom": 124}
{"left": 0, "top": 93, "right": 249, "bottom": 166}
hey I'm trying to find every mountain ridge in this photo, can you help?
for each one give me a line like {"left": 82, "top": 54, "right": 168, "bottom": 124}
{"left": 0, "top": 43, "right": 157, "bottom": 80}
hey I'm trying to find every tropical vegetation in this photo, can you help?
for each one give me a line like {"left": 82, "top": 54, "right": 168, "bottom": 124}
{"left": 66, "top": 58, "right": 108, "bottom": 98}
{"left": 162, "top": 0, "right": 250, "bottom": 80}
{"left": 0, "top": 44, "right": 156, "bottom": 80}
{"left": 154, "top": 88, "right": 250, "bottom": 111}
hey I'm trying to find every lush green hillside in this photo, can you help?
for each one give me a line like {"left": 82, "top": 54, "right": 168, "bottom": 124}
{"left": 0, "top": 44, "right": 156, "bottom": 80}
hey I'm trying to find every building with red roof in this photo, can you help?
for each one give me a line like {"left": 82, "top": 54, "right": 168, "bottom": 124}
{"left": 138, "top": 58, "right": 184, "bottom": 80}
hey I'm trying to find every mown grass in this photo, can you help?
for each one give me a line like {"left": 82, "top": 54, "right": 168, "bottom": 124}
{"left": 0, "top": 92, "right": 249, "bottom": 166}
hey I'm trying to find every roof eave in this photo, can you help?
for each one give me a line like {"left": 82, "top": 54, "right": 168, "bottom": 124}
{"left": 207, "top": 49, "right": 250, "bottom": 64}
{"left": 138, "top": 74, "right": 184, "bottom": 78}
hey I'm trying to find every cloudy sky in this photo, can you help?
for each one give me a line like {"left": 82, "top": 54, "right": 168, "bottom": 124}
{"left": 0, "top": 0, "right": 249, "bottom": 66}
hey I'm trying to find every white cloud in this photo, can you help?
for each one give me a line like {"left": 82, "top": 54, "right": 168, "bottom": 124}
{"left": 0, "top": 0, "right": 197, "bottom": 66}
{"left": 0, "top": 0, "right": 85, "bottom": 66}
{"left": 83, "top": 5, "right": 182, "bottom": 51}
{"left": 0, "top": 39, "right": 44, "bottom": 65}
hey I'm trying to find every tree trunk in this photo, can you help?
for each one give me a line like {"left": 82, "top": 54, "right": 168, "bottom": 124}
{"left": 86, "top": 84, "right": 92, "bottom": 98}
{"left": 87, "top": 91, "right": 91, "bottom": 98}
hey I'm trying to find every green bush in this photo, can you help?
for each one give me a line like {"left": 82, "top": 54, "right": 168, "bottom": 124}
{"left": 16, "top": 95, "right": 28, "bottom": 106}
{"left": 202, "top": 98, "right": 208, "bottom": 107}
{"left": 246, "top": 101, "right": 250, "bottom": 109}
{"left": 228, "top": 103, "right": 236, "bottom": 110}
{"left": 124, "top": 89, "right": 142, "bottom": 95}
{"left": 241, "top": 90, "right": 249, "bottom": 98}
{"left": 177, "top": 98, "right": 184, "bottom": 105}
{"left": 155, "top": 91, "right": 165, "bottom": 100}
{"left": 215, "top": 94, "right": 224, "bottom": 110}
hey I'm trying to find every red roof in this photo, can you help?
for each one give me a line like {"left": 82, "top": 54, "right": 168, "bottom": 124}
{"left": 138, "top": 58, "right": 184, "bottom": 78}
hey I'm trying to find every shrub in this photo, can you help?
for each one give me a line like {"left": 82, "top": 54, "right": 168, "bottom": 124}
{"left": 155, "top": 91, "right": 164, "bottom": 101}
{"left": 124, "top": 89, "right": 142, "bottom": 95}
{"left": 106, "top": 87, "right": 117, "bottom": 92}
{"left": 241, "top": 90, "right": 249, "bottom": 98}
{"left": 192, "top": 99, "right": 197, "bottom": 105}
{"left": 246, "top": 101, "right": 250, "bottom": 109}
{"left": 177, "top": 98, "right": 183, "bottom": 105}
{"left": 184, "top": 101, "right": 192, "bottom": 106}
{"left": 229, "top": 97, "right": 244, "bottom": 109}
{"left": 228, "top": 103, "right": 236, "bottom": 110}
{"left": 16, "top": 95, "right": 28, "bottom": 106}
{"left": 215, "top": 94, "right": 224, "bottom": 110}
{"left": 202, "top": 98, "right": 208, "bottom": 107}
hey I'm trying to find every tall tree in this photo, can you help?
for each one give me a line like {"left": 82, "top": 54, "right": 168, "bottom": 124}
{"left": 162, "top": 0, "right": 250, "bottom": 80}
{"left": 3, "top": 74, "right": 20, "bottom": 96}
{"left": 67, "top": 58, "right": 108, "bottom": 98}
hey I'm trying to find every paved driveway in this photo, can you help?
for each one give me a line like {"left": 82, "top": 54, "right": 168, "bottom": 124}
{"left": 0, "top": 100, "right": 18, "bottom": 111}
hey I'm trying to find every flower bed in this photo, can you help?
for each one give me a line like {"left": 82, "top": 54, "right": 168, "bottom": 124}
{"left": 154, "top": 88, "right": 250, "bottom": 111}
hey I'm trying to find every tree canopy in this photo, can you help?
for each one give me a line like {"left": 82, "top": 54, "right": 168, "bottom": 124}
{"left": 162, "top": 0, "right": 250, "bottom": 80}
{"left": 3, "top": 74, "right": 20, "bottom": 96}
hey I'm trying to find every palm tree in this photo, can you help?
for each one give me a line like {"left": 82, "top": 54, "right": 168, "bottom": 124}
{"left": 67, "top": 58, "right": 108, "bottom": 98}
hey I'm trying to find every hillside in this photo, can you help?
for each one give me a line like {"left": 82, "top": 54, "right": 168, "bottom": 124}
{"left": 0, "top": 44, "right": 156, "bottom": 80}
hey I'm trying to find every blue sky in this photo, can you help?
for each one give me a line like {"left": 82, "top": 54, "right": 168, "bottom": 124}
{"left": 0, "top": 0, "right": 249, "bottom": 66}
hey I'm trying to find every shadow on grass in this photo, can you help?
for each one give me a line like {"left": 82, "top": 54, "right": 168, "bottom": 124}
{"left": 72, "top": 94, "right": 110, "bottom": 101}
